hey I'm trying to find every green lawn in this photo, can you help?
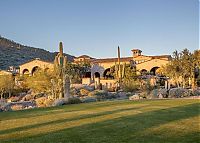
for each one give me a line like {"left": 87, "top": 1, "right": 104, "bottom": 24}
{"left": 0, "top": 99, "right": 200, "bottom": 143}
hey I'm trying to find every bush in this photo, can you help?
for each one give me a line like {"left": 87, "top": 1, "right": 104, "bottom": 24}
{"left": 67, "top": 97, "right": 82, "bottom": 104}
{"left": 35, "top": 97, "right": 46, "bottom": 107}
{"left": 44, "top": 99, "right": 54, "bottom": 107}
{"left": 80, "top": 89, "right": 90, "bottom": 96}
{"left": 81, "top": 97, "right": 97, "bottom": 103}
{"left": 122, "top": 79, "right": 140, "bottom": 92}
{"left": 0, "top": 99, "right": 7, "bottom": 107}
{"left": 52, "top": 98, "right": 68, "bottom": 106}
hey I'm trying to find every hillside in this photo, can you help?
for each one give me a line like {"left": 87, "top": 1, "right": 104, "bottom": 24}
{"left": 0, "top": 36, "right": 75, "bottom": 70}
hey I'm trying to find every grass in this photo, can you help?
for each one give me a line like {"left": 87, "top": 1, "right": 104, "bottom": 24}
{"left": 0, "top": 99, "right": 199, "bottom": 143}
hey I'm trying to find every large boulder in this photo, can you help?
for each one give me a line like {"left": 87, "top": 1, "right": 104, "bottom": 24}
{"left": 21, "top": 94, "right": 34, "bottom": 101}
{"left": 192, "top": 89, "right": 200, "bottom": 96}
{"left": 169, "top": 88, "right": 192, "bottom": 98}
{"left": 2, "top": 101, "right": 36, "bottom": 111}
{"left": 80, "top": 88, "right": 90, "bottom": 96}
{"left": 129, "top": 94, "right": 140, "bottom": 100}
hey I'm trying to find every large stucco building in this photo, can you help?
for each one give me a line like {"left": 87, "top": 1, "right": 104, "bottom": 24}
{"left": 18, "top": 48, "right": 171, "bottom": 87}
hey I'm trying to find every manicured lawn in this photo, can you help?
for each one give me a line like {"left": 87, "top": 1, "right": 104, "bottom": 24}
{"left": 0, "top": 99, "right": 199, "bottom": 143}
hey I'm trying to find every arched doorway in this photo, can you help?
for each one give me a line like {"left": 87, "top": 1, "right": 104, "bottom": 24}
{"left": 22, "top": 69, "right": 29, "bottom": 75}
{"left": 140, "top": 69, "right": 148, "bottom": 75}
{"left": 84, "top": 72, "right": 91, "bottom": 78}
{"left": 103, "top": 68, "right": 114, "bottom": 79}
{"left": 150, "top": 67, "right": 160, "bottom": 75}
{"left": 32, "top": 66, "right": 39, "bottom": 76}
{"left": 94, "top": 72, "right": 100, "bottom": 78}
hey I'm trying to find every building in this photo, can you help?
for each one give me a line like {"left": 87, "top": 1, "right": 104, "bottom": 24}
{"left": 89, "top": 49, "right": 171, "bottom": 80}
{"left": 18, "top": 47, "right": 171, "bottom": 88}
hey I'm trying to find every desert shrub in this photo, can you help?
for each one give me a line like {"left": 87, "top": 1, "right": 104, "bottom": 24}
{"left": 81, "top": 97, "right": 97, "bottom": 103}
{"left": 35, "top": 97, "right": 46, "bottom": 107}
{"left": 44, "top": 99, "right": 54, "bottom": 107}
{"left": 67, "top": 97, "right": 82, "bottom": 104}
{"left": 52, "top": 98, "right": 68, "bottom": 106}
{"left": 0, "top": 99, "right": 7, "bottom": 107}
{"left": 122, "top": 79, "right": 140, "bottom": 92}
{"left": 80, "top": 89, "right": 90, "bottom": 96}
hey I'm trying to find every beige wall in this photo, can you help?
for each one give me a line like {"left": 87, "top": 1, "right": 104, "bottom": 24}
{"left": 91, "top": 57, "right": 169, "bottom": 78}
{"left": 136, "top": 58, "right": 169, "bottom": 71}
{"left": 19, "top": 59, "right": 54, "bottom": 75}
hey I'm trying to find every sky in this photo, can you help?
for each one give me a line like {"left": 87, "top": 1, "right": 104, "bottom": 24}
{"left": 0, "top": 0, "right": 199, "bottom": 58}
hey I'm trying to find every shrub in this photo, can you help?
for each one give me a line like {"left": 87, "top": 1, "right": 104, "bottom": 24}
{"left": 0, "top": 99, "right": 7, "bottom": 107}
{"left": 52, "top": 98, "right": 68, "bottom": 106}
{"left": 35, "top": 97, "right": 46, "bottom": 107}
{"left": 122, "top": 79, "right": 140, "bottom": 92}
{"left": 81, "top": 97, "right": 97, "bottom": 103}
{"left": 44, "top": 99, "right": 54, "bottom": 107}
{"left": 67, "top": 97, "right": 82, "bottom": 104}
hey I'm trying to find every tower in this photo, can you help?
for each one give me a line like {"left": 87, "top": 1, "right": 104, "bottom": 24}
{"left": 131, "top": 49, "right": 142, "bottom": 57}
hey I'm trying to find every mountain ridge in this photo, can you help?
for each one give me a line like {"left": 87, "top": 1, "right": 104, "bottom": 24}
{"left": 0, "top": 36, "right": 75, "bottom": 70}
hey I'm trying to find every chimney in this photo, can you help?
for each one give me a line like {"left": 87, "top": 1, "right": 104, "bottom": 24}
{"left": 131, "top": 49, "right": 142, "bottom": 57}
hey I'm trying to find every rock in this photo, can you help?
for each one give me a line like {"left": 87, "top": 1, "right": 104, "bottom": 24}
{"left": 158, "top": 94, "right": 163, "bottom": 99}
{"left": 22, "top": 94, "right": 34, "bottom": 101}
{"left": 169, "top": 88, "right": 192, "bottom": 98}
{"left": 192, "top": 89, "right": 200, "bottom": 96}
{"left": 80, "top": 88, "right": 90, "bottom": 96}
{"left": 2, "top": 101, "right": 36, "bottom": 111}
{"left": 0, "top": 99, "right": 7, "bottom": 107}
{"left": 129, "top": 94, "right": 140, "bottom": 100}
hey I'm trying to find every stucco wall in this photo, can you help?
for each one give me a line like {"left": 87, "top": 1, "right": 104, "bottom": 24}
{"left": 19, "top": 59, "right": 54, "bottom": 75}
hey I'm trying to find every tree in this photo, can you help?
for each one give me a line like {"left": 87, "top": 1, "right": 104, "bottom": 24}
{"left": 161, "top": 49, "right": 200, "bottom": 89}
{"left": 24, "top": 69, "right": 53, "bottom": 94}
{"left": 0, "top": 75, "right": 14, "bottom": 99}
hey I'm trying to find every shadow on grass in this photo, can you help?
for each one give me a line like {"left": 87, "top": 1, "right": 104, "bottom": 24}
{"left": 0, "top": 105, "right": 148, "bottom": 135}
{"left": 0, "top": 100, "right": 132, "bottom": 121}
{"left": 2, "top": 102, "right": 199, "bottom": 143}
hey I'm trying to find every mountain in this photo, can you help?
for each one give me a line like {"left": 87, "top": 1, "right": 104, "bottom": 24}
{"left": 0, "top": 36, "right": 75, "bottom": 70}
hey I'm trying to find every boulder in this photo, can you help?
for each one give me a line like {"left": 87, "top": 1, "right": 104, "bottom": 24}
{"left": 22, "top": 94, "right": 34, "bottom": 101}
{"left": 2, "top": 101, "right": 36, "bottom": 111}
{"left": 80, "top": 88, "right": 90, "bottom": 96}
{"left": 192, "top": 89, "right": 200, "bottom": 96}
{"left": 129, "top": 94, "right": 140, "bottom": 100}
{"left": 169, "top": 88, "right": 192, "bottom": 98}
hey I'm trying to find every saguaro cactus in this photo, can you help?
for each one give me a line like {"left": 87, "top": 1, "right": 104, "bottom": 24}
{"left": 53, "top": 42, "right": 70, "bottom": 99}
